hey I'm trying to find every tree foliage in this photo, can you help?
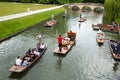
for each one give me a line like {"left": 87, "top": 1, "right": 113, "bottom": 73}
{"left": 83, "top": 0, "right": 104, "bottom": 3}
{"left": 0, "top": 0, "right": 104, "bottom": 4}
{"left": 103, "top": 0, "right": 120, "bottom": 24}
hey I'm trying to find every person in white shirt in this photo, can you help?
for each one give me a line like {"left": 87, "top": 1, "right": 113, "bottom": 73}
{"left": 39, "top": 43, "right": 45, "bottom": 52}
{"left": 15, "top": 56, "right": 22, "bottom": 66}
{"left": 33, "top": 49, "right": 40, "bottom": 56}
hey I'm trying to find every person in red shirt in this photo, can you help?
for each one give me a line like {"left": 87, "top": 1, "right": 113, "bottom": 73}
{"left": 57, "top": 34, "right": 63, "bottom": 52}
{"left": 69, "top": 30, "right": 73, "bottom": 41}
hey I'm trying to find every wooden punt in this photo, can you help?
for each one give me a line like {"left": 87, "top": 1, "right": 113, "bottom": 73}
{"left": 9, "top": 46, "right": 47, "bottom": 73}
{"left": 78, "top": 18, "right": 86, "bottom": 22}
{"left": 53, "top": 32, "right": 76, "bottom": 54}
{"left": 97, "top": 23, "right": 120, "bottom": 33}
{"left": 108, "top": 40, "right": 120, "bottom": 59}
{"left": 44, "top": 20, "right": 56, "bottom": 27}
{"left": 92, "top": 24, "right": 100, "bottom": 30}
{"left": 96, "top": 30, "right": 104, "bottom": 44}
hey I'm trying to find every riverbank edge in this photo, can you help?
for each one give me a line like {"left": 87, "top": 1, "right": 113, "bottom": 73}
{"left": 0, "top": 7, "right": 67, "bottom": 43}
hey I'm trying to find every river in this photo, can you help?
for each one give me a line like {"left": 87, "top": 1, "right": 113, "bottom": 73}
{"left": 0, "top": 10, "right": 120, "bottom": 80}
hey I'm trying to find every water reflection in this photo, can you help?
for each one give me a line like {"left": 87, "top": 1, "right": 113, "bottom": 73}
{"left": 113, "top": 61, "right": 119, "bottom": 71}
{"left": 1, "top": 9, "right": 120, "bottom": 80}
{"left": 55, "top": 55, "right": 63, "bottom": 72}
{"left": 9, "top": 71, "right": 28, "bottom": 79}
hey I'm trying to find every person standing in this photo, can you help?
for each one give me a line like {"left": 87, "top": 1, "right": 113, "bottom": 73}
{"left": 80, "top": 13, "right": 82, "bottom": 18}
{"left": 51, "top": 14, "right": 54, "bottom": 20}
{"left": 57, "top": 34, "right": 63, "bottom": 52}
{"left": 69, "top": 30, "right": 73, "bottom": 41}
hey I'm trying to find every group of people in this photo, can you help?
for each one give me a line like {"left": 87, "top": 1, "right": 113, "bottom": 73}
{"left": 45, "top": 20, "right": 56, "bottom": 26}
{"left": 57, "top": 30, "right": 74, "bottom": 52}
{"left": 15, "top": 33, "right": 45, "bottom": 66}
{"left": 110, "top": 40, "right": 120, "bottom": 55}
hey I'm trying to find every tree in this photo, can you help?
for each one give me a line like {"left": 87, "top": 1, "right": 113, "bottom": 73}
{"left": 103, "top": 0, "right": 120, "bottom": 24}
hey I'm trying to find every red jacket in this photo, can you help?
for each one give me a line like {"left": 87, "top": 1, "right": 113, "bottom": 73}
{"left": 69, "top": 31, "right": 73, "bottom": 36}
{"left": 57, "top": 37, "right": 62, "bottom": 43}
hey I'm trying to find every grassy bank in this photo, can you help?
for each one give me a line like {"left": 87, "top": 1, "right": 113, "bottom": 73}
{"left": 0, "top": 7, "right": 66, "bottom": 41}
{"left": 0, "top": 2, "right": 56, "bottom": 16}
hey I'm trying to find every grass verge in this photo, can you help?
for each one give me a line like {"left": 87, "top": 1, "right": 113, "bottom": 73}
{"left": 0, "top": 2, "right": 56, "bottom": 16}
{"left": 0, "top": 7, "right": 67, "bottom": 41}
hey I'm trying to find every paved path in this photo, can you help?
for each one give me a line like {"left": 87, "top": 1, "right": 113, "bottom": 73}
{"left": 0, "top": 5, "right": 64, "bottom": 22}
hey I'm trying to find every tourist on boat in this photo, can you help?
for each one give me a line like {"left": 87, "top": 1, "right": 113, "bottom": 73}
{"left": 39, "top": 43, "right": 45, "bottom": 52}
{"left": 69, "top": 30, "right": 74, "bottom": 41}
{"left": 80, "top": 14, "right": 82, "bottom": 18}
{"left": 57, "top": 34, "right": 63, "bottom": 52}
{"left": 116, "top": 41, "right": 120, "bottom": 54}
{"left": 21, "top": 59, "right": 28, "bottom": 66}
{"left": 26, "top": 48, "right": 32, "bottom": 55}
{"left": 33, "top": 49, "right": 40, "bottom": 56}
{"left": 51, "top": 14, "right": 54, "bottom": 20}
{"left": 15, "top": 56, "right": 22, "bottom": 66}
{"left": 24, "top": 53, "right": 31, "bottom": 62}
{"left": 36, "top": 33, "right": 42, "bottom": 43}
{"left": 110, "top": 40, "right": 117, "bottom": 53}
{"left": 97, "top": 33, "right": 103, "bottom": 40}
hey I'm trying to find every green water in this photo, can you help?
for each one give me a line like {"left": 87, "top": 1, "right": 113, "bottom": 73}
{"left": 0, "top": 10, "right": 120, "bottom": 80}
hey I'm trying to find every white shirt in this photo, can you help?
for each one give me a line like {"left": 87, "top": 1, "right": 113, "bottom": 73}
{"left": 34, "top": 51, "right": 40, "bottom": 56}
{"left": 16, "top": 58, "right": 22, "bottom": 65}
{"left": 38, "top": 35, "right": 41, "bottom": 39}
{"left": 40, "top": 44, "right": 45, "bottom": 49}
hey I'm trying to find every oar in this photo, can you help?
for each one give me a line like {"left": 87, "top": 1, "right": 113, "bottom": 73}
{"left": 56, "top": 29, "right": 58, "bottom": 36}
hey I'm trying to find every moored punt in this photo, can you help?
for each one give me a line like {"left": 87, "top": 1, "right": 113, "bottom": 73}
{"left": 78, "top": 18, "right": 86, "bottom": 22}
{"left": 92, "top": 24, "right": 100, "bottom": 30}
{"left": 108, "top": 40, "right": 120, "bottom": 59}
{"left": 9, "top": 45, "right": 47, "bottom": 73}
{"left": 54, "top": 32, "right": 76, "bottom": 54}
{"left": 96, "top": 30, "right": 104, "bottom": 44}
{"left": 97, "top": 23, "right": 120, "bottom": 33}
{"left": 44, "top": 20, "right": 56, "bottom": 27}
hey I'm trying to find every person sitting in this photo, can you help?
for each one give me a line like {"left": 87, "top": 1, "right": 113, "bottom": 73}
{"left": 30, "top": 53, "right": 36, "bottom": 61}
{"left": 15, "top": 56, "right": 22, "bottom": 66}
{"left": 24, "top": 53, "right": 31, "bottom": 62}
{"left": 21, "top": 59, "right": 28, "bottom": 66}
{"left": 26, "top": 48, "right": 32, "bottom": 55}
{"left": 39, "top": 43, "right": 45, "bottom": 52}
{"left": 33, "top": 49, "right": 40, "bottom": 56}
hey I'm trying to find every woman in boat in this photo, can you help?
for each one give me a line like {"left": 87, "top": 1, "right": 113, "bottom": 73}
{"left": 57, "top": 34, "right": 63, "bottom": 52}
{"left": 15, "top": 56, "right": 22, "bottom": 66}
{"left": 21, "top": 59, "right": 28, "bottom": 66}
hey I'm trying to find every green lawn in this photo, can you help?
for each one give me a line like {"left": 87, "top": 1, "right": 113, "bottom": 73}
{"left": 0, "top": 2, "right": 56, "bottom": 16}
{"left": 0, "top": 7, "right": 67, "bottom": 41}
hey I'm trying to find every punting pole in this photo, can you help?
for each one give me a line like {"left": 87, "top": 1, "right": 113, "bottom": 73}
{"left": 56, "top": 30, "right": 58, "bottom": 36}
{"left": 118, "top": 23, "right": 120, "bottom": 35}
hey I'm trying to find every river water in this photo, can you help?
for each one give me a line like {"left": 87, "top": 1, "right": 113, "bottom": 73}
{"left": 0, "top": 10, "right": 120, "bottom": 80}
